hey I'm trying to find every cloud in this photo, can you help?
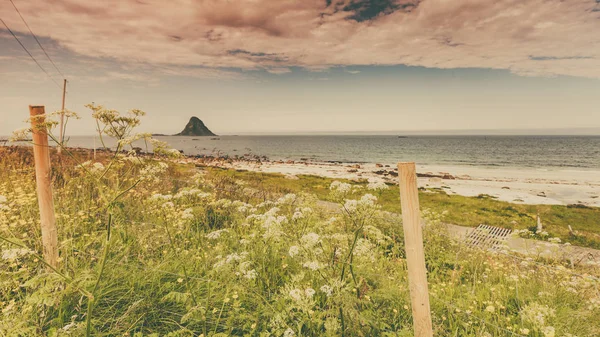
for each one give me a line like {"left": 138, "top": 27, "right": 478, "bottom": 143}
{"left": 0, "top": 0, "right": 598, "bottom": 78}
{"left": 266, "top": 67, "right": 293, "bottom": 75}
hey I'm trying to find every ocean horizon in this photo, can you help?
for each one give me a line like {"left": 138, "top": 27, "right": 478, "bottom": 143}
{"left": 4, "top": 134, "right": 600, "bottom": 170}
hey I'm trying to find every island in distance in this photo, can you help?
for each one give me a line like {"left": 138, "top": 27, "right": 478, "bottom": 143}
{"left": 154, "top": 116, "right": 217, "bottom": 137}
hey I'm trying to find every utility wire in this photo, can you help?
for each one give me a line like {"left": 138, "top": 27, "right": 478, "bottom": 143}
{"left": 8, "top": 0, "right": 65, "bottom": 79}
{"left": 0, "top": 16, "right": 62, "bottom": 89}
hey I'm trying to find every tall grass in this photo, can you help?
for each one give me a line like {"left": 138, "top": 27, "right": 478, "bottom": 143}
{"left": 1, "top": 105, "right": 598, "bottom": 336}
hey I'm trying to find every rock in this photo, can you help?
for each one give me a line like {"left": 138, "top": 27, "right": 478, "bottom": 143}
{"left": 537, "top": 192, "right": 546, "bottom": 197}
{"left": 348, "top": 169, "right": 358, "bottom": 173}
{"left": 175, "top": 117, "right": 217, "bottom": 136}
{"left": 502, "top": 186, "right": 510, "bottom": 190}
{"left": 388, "top": 171, "right": 398, "bottom": 177}
{"left": 286, "top": 160, "right": 295, "bottom": 164}
{"left": 374, "top": 170, "right": 386, "bottom": 175}
{"left": 567, "top": 203, "right": 590, "bottom": 209}
{"left": 375, "top": 163, "right": 384, "bottom": 168}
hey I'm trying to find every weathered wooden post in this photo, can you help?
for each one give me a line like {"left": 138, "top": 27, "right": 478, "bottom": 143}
{"left": 29, "top": 105, "right": 59, "bottom": 269}
{"left": 398, "top": 162, "right": 433, "bottom": 337}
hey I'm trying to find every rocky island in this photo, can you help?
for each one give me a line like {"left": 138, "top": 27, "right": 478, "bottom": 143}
{"left": 176, "top": 117, "right": 217, "bottom": 136}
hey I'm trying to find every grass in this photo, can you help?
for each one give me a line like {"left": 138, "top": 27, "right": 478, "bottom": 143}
{"left": 202, "top": 166, "right": 600, "bottom": 249}
{"left": 0, "top": 146, "right": 599, "bottom": 336}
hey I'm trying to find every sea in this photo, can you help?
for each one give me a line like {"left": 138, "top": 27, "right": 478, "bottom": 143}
{"left": 8, "top": 135, "right": 598, "bottom": 170}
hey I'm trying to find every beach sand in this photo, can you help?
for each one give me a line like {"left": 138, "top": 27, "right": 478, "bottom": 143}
{"left": 188, "top": 159, "right": 600, "bottom": 207}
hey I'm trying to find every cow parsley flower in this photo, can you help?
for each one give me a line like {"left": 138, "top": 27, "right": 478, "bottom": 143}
{"left": 330, "top": 181, "right": 352, "bottom": 194}
{"left": 320, "top": 285, "right": 333, "bottom": 297}
{"left": 303, "top": 261, "right": 322, "bottom": 271}
{"left": 181, "top": 208, "right": 194, "bottom": 219}
{"left": 206, "top": 229, "right": 228, "bottom": 240}
{"left": 244, "top": 269, "right": 257, "bottom": 280}
{"left": 288, "top": 246, "right": 300, "bottom": 257}
{"left": 305, "top": 288, "right": 316, "bottom": 298}
{"left": 520, "top": 303, "right": 555, "bottom": 328}
{"left": 542, "top": 326, "right": 555, "bottom": 337}
{"left": 367, "top": 180, "right": 388, "bottom": 191}
{"left": 276, "top": 193, "right": 297, "bottom": 205}
{"left": 289, "top": 289, "right": 303, "bottom": 302}
{"left": 548, "top": 237, "right": 562, "bottom": 244}
{"left": 300, "top": 233, "right": 320, "bottom": 247}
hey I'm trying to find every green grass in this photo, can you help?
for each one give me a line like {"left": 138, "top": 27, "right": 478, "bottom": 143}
{"left": 1, "top": 148, "right": 599, "bottom": 336}
{"left": 202, "top": 166, "right": 600, "bottom": 249}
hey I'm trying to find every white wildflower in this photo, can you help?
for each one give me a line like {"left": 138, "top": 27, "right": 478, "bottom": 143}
{"left": 330, "top": 181, "right": 352, "bottom": 194}
{"left": 283, "top": 328, "right": 295, "bottom": 337}
{"left": 300, "top": 233, "right": 320, "bottom": 248}
{"left": 181, "top": 208, "right": 194, "bottom": 220}
{"left": 206, "top": 229, "right": 228, "bottom": 240}
{"left": 288, "top": 246, "right": 300, "bottom": 257}
{"left": 90, "top": 162, "right": 105, "bottom": 174}
{"left": 9, "top": 127, "right": 31, "bottom": 142}
{"left": 548, "top": 237, "right": 562, "bottom": 244}
{"left": 520, "top": 303, "right": 555, "bottom": 328}
{"left": 320, "top": 285, "right": 333, "bottom": 297}
{"left": 289, "top": 289, "right": 303, "bottom": 302}
{"left": 303, "top": 261, "right": 322, "bottom": 271}
{"left": 367, "top": 180, "right": 388, "bottom": 191}
{"left": 276, "top": 193, "right": 297, "bottom": 205}
{"left": 244, "top": 269, "right": 257, "bottom": 280}
{"left": 542, "top": 326, "right": 555, "bottom": 337}
{"left": 344, "top": 199, "right": 359, "bottom": 212}
{"left": 305, "top": 288, "right": 316, "bottom": 298}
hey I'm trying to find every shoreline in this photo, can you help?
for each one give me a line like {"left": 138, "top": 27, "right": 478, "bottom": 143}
{"left": 3, "top": 144, "right": 600, "bottom": 207}
{"left": 179, "top": 157, "right": 600, "bottom": 208}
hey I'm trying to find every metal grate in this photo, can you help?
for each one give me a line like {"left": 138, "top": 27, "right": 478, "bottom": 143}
{"left": 465, "top": 224, "right": 512, "bottom": 250}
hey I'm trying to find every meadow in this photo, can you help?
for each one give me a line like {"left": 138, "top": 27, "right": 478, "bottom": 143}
{"left": 0, "top": 106, "right": 599, "bottom": 336}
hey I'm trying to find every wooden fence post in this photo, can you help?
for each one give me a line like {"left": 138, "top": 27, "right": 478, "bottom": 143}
{"left": 398, "top": 162, "right": 433, "bottom": 337}
{"left": 29, "top": 105, "right": 59, "bottom": 269}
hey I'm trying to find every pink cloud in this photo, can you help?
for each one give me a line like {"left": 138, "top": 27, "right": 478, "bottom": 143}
{"left": 0, "top": 0, "right": 598, "bottom": 78}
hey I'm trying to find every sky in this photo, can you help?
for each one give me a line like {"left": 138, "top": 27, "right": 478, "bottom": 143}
{"left": 1, "top": 0, "right": 599, "bottom": 136}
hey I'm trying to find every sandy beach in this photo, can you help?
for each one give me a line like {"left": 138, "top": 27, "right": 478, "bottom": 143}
{"left": 185, "top": 158, "right": 600, "bottom": 207}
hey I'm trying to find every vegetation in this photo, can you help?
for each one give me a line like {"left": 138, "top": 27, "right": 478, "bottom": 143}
{"left": 201, "top": 168, "right": 600, "bottom": 249}
{"left": 1, "top": 106, "right": 599, "bottom": 336}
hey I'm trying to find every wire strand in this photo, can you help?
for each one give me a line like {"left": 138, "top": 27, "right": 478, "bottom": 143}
{"left": 0, "top": 16, "right": 62, "bottom": 89}
{"left": 8, "top": 0, "right": 65, "bottom": 78}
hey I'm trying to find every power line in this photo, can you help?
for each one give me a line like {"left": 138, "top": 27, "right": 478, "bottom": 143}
{"left": 0, "top": 16, "right": 62, "bottom": 89}
{"left": 9, "top": 0, "right": 65, "bottom": 79}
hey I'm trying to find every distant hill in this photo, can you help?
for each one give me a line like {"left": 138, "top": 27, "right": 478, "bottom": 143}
{"left": 175, "top": 117, "right": 216, "bottom": 136}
